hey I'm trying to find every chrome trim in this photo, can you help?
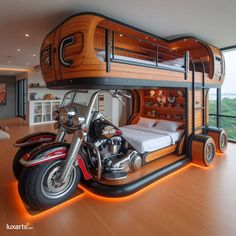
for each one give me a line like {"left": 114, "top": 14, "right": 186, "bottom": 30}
{"left": 19, "top": 154, "right": 66, "bottom": 167}
{"left": 55, "top": 126, "right": 66, "bottom": 142}
{"left": 19, "top": 146, "right": 68, "bottom": 167}
{"left": 14, "top": 138, "right": 53, "bottom": 148}
{"left": 60, "top": 130, "right": 83, "bottom": 183}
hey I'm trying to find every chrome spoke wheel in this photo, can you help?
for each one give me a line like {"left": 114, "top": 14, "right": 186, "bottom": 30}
{"left": 41, "top": 160, "right": 77, "bottom": 199}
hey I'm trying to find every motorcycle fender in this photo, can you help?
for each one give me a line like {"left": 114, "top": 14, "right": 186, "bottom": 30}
{"left": 14, "top": 132, "right": 56, "bottom": 148}
{"left": 19, "top": 142, "right": 92, "bottom": 180}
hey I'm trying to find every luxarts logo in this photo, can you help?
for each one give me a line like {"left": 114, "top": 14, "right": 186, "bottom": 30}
{"left": 6, "top": 222, "right": 33, "bottom": 230}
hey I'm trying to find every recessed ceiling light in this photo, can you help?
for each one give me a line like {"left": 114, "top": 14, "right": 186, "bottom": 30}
{"left": 184, "top": 38, "right": 187, "bottom": 41}
{"left": 26, "top": 62, "right": 30, "bottom": 65}
{"left": 17, "top": 48, "right": 21, "bottom": 52}
{"left": 33, "top": 54, "right": 36, "bottom": 57}
{"left": 119, "top": 34, "right": 123, "bottom": 37}
{"left": 7, "top": 61, "right": 11, "bottom": 64}
{"left": 25, "top": 33, "right": 30, "bottom": 37}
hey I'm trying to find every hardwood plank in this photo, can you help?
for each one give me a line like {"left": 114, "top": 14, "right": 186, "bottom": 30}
{"left": 1, "top": 119, "right": 236, "bottom": 236}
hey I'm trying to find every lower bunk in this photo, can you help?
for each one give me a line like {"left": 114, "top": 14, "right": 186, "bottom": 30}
{"left": 82, "top": 116, "right": 188, "bottom": 197}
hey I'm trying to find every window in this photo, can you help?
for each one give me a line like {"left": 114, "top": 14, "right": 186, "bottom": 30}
{"left": 220, "top": 50, "right": 236, "bottom": 140}
{"left": 209, "top": 49, "right": 236, "bottom": 141}
{"left": 208, "top": 88, "right": 217, "bottom": 127}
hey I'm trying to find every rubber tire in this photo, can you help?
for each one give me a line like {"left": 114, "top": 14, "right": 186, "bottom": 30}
{"left": 18, "top": 160, "right": 81, "bottom": 210}
{"left": 13, "top": 145, "right": 39, "bottom": 180}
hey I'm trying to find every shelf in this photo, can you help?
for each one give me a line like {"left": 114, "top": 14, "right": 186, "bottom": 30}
{"left": 144, "top": 106, "right": 185, "bottom": 114}
{"left": 144, "top": 115, "right": 184, "bottom": 121}
{"left": 29, "top": 99, "right": 62, "bottom": 125}
{"left": 29, "top": 86, "right": 46, "bottom": 88}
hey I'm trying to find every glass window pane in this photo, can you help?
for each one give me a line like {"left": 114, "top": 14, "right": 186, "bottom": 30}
{"left": 208, "top": 115, "right": 217, "bottom": 127}
{"left": 221, "top": 50, "right": 236, "bottom": 116}
{"left": 209, "top": 88, "right": 217, "bottom": 114}
{"left": 221, "top": 117, "right": 236, "bottom": 140}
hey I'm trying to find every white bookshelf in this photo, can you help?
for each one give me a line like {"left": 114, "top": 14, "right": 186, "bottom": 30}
{"left": 29, "top": 100, "right": 61, "bottom": 125}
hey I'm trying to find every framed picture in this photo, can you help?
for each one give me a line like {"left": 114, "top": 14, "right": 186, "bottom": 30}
{"left": 0, "top": 83, "right": 7, "bottom": 105}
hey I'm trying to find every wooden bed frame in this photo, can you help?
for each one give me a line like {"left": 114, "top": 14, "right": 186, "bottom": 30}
{"left": 39, "top": 12, "right": 228, "bottom": 196}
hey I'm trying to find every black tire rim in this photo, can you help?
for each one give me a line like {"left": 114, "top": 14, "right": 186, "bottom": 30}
{"left": 206, "top": 143, "right": 215, "bottom": 163}
{"left": 40, "top": 160, "right": 77, "bottom": 199}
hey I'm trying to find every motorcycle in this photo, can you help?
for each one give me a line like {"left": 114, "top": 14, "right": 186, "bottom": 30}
{"left": 12, "top": 91, "right": 78, "bottom": 180}
{"left": 17, "top": 90, "right": 143, "bottom": 210}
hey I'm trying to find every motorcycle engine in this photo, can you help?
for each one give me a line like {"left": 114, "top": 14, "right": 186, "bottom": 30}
{"left": 95, "top": 136, "right": 122, "bottom": 161}
{"left": 90, "top": 116, "right": 142, "bottom": 178}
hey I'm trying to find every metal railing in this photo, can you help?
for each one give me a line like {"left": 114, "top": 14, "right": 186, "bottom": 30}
{"left": 96, "top": 26, "right": 190, "bottom": 74}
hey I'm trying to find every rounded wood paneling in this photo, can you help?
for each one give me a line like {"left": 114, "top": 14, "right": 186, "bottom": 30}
{"left": 190, "top": 134, "right": 216, "bottom": 166}
{"left": 207, "top": 127, "right": 228, "bottom": 153}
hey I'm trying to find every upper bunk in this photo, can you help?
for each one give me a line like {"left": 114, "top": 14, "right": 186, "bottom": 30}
{"left": 40, "top": 12, "right": 225, "bottom": 90}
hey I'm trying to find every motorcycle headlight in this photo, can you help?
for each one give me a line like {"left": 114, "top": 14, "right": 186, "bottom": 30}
{"left": 52, "top": 110, "right": 59, "bottom": 120}
{"left": 58, "top": 106, "right": 77, "bottom": 127}
{"left": 71, "top": 115, "right": 85, "bottom": 128}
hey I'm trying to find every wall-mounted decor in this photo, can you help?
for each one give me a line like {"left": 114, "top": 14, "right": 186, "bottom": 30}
{"left": 0, "top": 83, "right": 7, "bottom": 105}
{"left": 98, "top": 94, "right": 105, "bottom": 112}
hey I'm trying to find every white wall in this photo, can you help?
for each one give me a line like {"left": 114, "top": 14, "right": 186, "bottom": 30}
{"left": 27, "top": 70, "right": 68, "bottom": 101}
{"left": 23, "top": 70, "right": 131, "bottom": 126}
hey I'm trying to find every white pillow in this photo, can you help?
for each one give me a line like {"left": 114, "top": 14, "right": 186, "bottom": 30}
{"left": 137, "top": 117, "right": 157, "bottom": 127}
{"left": 154, "top": 120, "right": 182, "bottom": 132}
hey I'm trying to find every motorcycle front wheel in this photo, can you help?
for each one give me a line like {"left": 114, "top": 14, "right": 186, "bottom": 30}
{"left": 18, "top": 159, "right": 81, "bottom": 210}
{"left": 13, "top": 144, "right": 39, "bottom": 180}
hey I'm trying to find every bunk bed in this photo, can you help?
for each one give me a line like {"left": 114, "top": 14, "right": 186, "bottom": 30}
{"left": 38, "top": 12, "right": 228, "bottom": 197}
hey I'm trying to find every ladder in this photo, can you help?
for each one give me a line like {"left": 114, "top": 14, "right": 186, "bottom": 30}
{"left": 191, "top": 58, "right": 206, "bottom": 135}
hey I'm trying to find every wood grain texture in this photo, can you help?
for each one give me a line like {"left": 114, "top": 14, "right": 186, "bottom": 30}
{"left": 145, "top": 145, "right": 177, "bottom": 163}
{"left": 40, "top": 13, "right": 225, "bottom": 88}
{"left": 0, "top": 119, "right": 236, "bottom": 236}
{"left": 191, "top": 136, "right": 216, "bottom": 166}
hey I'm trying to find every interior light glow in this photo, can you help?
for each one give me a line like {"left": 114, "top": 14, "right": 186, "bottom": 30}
{"left": 10, "top": 162, "right": 213, "bottom": 220}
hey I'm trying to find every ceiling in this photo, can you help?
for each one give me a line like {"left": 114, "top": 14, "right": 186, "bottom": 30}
{"left": 0, "top": 0, "right": 235, "bottom": 73}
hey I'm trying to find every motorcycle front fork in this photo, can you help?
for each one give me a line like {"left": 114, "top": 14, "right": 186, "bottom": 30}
{"left": 60, "top": 130, "right": 84, "bottom": 183}
{"left": 55, "top": 126, "right": 66, "bottom": 142}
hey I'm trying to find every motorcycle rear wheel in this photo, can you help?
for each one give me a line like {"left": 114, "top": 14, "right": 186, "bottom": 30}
{"left": 18, "top": 159, "right": 80, "bottom": 210}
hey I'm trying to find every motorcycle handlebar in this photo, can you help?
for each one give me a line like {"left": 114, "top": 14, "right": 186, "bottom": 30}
{"left": 116, "top": 90, "right": 132, "bottom": 99}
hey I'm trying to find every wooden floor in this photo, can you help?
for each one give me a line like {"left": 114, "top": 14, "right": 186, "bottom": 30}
{"left": 1, "top": 118, "right": 236, "bottom": 236}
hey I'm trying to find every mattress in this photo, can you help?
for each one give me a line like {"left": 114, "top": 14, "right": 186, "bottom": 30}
{"left": 96, "top": 51, "right": 184, "bottom": 70}
{"left": 120, "top": 125, "right": 183, "bottom": 154}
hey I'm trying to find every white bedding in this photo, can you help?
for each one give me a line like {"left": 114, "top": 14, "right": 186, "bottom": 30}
{"left": 120, "top": 125, "right": 183, "bottom": 154}
{"left": 96, "top": 51, "right": 184, "bottom": 70}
